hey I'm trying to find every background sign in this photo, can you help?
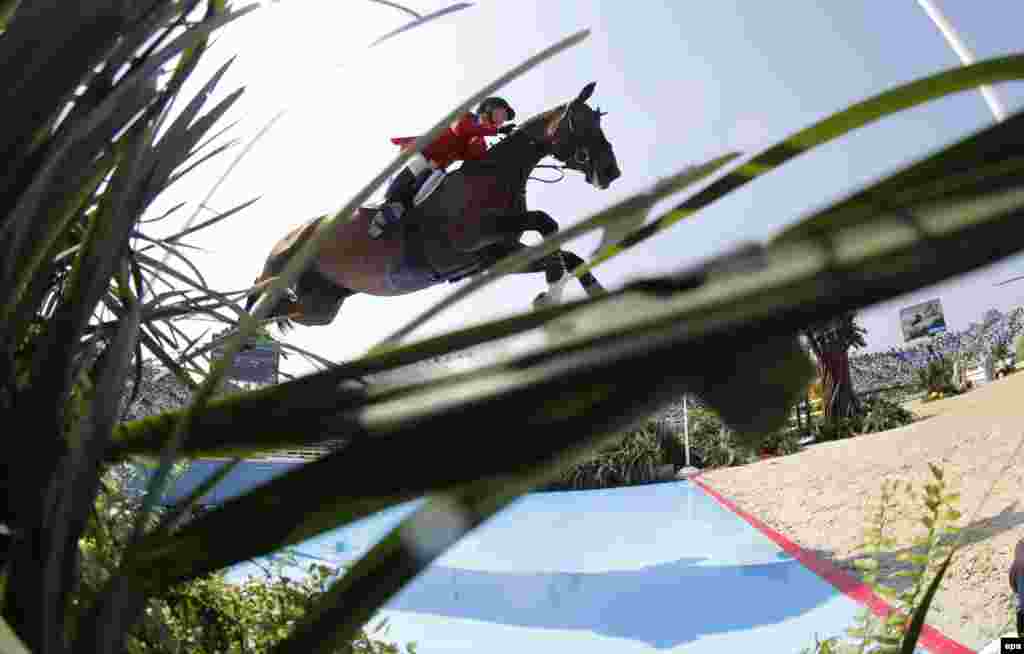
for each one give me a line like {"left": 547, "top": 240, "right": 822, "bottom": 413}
{"left": 899, "top": 298, "right": 948, "bottom": 342}
{"left": 211, "top": 333, "right": 280, "bottom": 384}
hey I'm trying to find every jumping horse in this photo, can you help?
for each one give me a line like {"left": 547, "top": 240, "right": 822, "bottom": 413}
{"left": 245, "top": 82, "right": 622, "bottom": 328}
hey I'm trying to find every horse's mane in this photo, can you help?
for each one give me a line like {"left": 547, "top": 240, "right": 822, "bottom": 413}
{"left": 468, "top": 104, "right": 566, "bottom": 164}
{"left": 517, "top": 103, "right": 567, "bottom": 138}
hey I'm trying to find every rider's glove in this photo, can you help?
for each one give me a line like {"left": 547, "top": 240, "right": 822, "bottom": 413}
{"left": 497, "top": 124, "right": 517, "bottom": 136}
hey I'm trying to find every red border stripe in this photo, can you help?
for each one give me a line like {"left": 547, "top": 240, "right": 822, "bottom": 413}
{"left": 690, "top": 476, "right": 975, "bottom": 654}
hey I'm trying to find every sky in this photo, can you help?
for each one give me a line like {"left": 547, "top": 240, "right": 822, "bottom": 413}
{"left": 146, "top": 1, "right": 1024, "bottom": 375}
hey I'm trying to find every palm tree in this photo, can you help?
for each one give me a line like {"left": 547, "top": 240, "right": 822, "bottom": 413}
{"left": 802, "top": 312, "right": 867, "bottom": 424}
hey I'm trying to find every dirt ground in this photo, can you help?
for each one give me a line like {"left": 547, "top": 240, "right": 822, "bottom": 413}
{"left": 700, "top": 372, "right": 1024, "bottom": 651}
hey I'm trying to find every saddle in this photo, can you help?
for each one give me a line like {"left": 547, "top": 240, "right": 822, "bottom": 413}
{"left": 253, "top": 217, "right": 352, "bottom": 326}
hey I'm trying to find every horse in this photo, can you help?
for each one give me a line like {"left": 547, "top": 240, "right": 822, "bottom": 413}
{"left": 245, "top": 82, "right": 622, "bottom": 329}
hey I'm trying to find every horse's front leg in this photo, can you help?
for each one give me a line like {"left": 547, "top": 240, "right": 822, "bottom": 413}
{"left": 533, "top": 249, "right": 605, "bottom": 309}
{"left": 475, "top": 211, "right": 604, "bottom": 306}
{"left": 492, "top": 248, "right": 603, "bottom": 309}
{"left": 471, "top": 210, "right": 559, "bottom": 249}
{"left": 482, "top": 209, "right": 565, "bottom": 284}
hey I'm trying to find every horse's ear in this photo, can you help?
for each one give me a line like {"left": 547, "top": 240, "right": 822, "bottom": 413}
{"left": 576, "top": 82, "right": 596, "bottom": 105}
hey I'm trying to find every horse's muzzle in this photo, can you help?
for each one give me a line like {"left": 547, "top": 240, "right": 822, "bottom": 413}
{"left": 593, "top": 159, "right": 621, "bottom": 189}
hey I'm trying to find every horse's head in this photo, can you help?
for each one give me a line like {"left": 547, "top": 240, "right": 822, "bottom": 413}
{"left": 548, "top": 82, "right": 621, "bottom": 190}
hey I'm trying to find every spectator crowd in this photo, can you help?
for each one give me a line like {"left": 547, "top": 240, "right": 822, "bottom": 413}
{"left": 851, "top": 307, "right": 1024, "bottom": 393}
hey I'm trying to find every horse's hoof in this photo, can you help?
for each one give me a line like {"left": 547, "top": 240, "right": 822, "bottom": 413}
{"left": 533, "top": 292, "right": 552, "bottom": 309}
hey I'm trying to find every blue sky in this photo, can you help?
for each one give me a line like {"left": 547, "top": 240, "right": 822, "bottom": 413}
{"left": 150, "top": 1, "right": 1024, "bottom": 372}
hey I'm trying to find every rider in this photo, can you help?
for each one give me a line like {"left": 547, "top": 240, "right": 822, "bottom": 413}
{"left": 369, "top": 97, "right": 517, "bottom": 239}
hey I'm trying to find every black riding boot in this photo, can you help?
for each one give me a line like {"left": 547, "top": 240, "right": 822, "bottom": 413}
{"left": 386, "top": 167, "right": 418, "bottom": 205}
{"left": 369, "top": 167, "right": 430, "bottom": 239}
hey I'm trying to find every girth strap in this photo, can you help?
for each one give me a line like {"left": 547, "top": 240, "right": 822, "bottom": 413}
{"left": 403, "top": 220, "right": 483, "bottom": 284}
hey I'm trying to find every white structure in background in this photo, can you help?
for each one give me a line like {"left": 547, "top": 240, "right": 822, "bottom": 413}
{"left": 676, "top": 395, "right": 701, "bottom": 478}
{"left": 916, "top": 0, "right": 1008, "bottom": 122}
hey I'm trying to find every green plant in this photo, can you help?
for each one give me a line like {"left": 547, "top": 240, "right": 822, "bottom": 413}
{"left": 798, "top": 633, "right": 842, "bottom": 654}
{"left": 991, "top": 340, "right": 1010, "bottom": 362}
{"left": 79, "top": 463, "right": 408, "bottom": 654}
{"left": 157, "top": 560, "right": 410, "bottom": 654}
{"left": 859, "top": 397, "right": 918, "bottom": 434}
{"left": 811, "top": 396, "right": 917, "bottom": 443}
{"left": 754, "top": 426, "right": 804, "bottom": 458}
{"left": 548, "top": 422, "right": 667, "bottom": 490}
{"left": 813, "top": 415, "right": 861, "bottom": 442}
{"left": 915, "top": 358, "right": 959, "bottom": 399}
{"left": 681, "top": 404, "right": 747, "bottom": 468}
{"left": 801, "top": 464, "right": 962, "bottom": 654}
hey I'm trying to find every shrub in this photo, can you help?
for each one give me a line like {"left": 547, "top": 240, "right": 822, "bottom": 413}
{"left": 812, "top": 396, "right": 917, "bottom": 443}
{"left": 813, "top": 415, "right": 862, "bottom": 442}
{"left": 548, "top": 422, "right": 667, "bottom": 490}
{"left": 78, "top": 464, "right": 408, "bottom": 654}
{"left": 156, "top": 559, "right": 408, "bottom": 654}
{"left": 859, "top": 396, "right": 917, "bottom": 434}
{"left": 916, "top": 357, "right": 959, "bottom": 399}
{"left": 756, "top": 426, "right": 804, "bottom": 457}
{"left": 684, "top": 405, "right": 749, "bottom": 468}
{"left": 991, "top": 339, "right": 1010, "bottom": 363}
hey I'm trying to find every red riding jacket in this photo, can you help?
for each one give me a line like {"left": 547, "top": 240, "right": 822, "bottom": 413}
{"left": 390, "top": 113, "right": 499, "bottom": 170}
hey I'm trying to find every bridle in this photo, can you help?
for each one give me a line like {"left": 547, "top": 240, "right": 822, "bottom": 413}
{"left": 548, "top": 102, "right": 608, "bottom": 181}
{"left": 504, "top": 102, "right": 608, "bottom": 185}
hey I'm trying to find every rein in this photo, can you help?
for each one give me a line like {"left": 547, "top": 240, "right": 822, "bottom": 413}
{"left": 528, "top": 164, "right": 569, "bottom": 184}
{"left": 491, "top": 127, "right": 579, "bottom": 187}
